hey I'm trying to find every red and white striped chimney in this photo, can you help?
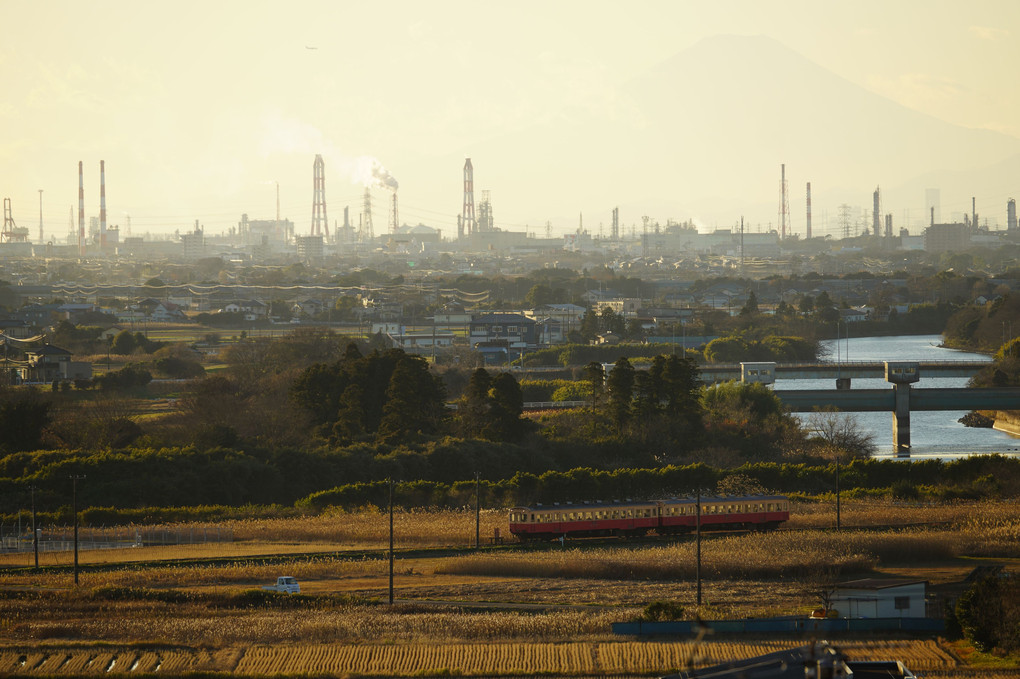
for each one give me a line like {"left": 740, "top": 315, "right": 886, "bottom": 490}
{"left": 99, "top": 160, "right": 107, "bottom": 249}
{"left": 805, "top": 182, "right": 812, "bottom": 240}
{"left": 78, "top": 161, "right": 85, "bottom": 256}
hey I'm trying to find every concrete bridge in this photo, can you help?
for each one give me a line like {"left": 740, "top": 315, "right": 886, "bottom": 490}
{"left": 775, "top": 386, "right": 1020, "bottom": 457}
{"left": 522, "top": 361, "right": 1020, "bottom": 458}
{"left": 698, "top": 360, "right": 987, "bottom": 382}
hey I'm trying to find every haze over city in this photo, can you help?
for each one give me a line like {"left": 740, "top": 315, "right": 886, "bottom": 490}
{"left": 3, "top": 0, "right": 1019, "bottom": 240}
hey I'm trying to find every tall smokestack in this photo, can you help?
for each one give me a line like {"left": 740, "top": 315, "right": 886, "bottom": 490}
{"left": 780, "top": 164, "right": 788, "bottom": 239}
{"left": 972, "top": 196, "right": 977, "bottom": 230}
{"left": 873, "top": 187, "right": 881, "bottom": 237}
{"left": 78, "top": 161, "right": 85, "bottom": 256}
{"left": 462, "top": 158, "right": 475, "bottom": 237}
{"left": 391, "top": 190, "right": 399, "bottom": 233}
{"left": 1009, "top": 198, "right": 1017, "bottom": 231}
{"left": 99, "top": 160, "right": 107, "bottom": 249}
{"left": 805, "top": 182, "right": 812, "bottom": 240}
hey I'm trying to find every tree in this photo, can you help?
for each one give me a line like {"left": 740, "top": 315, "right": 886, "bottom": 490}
{"left": 806, "top": 410, "right": 876, "bottom": 460}
{"left": 955, "top": 575, "right": 1020, "bottom": 653}
{"left": 606, "top": 357, "right": 636, "bottom": 429}
{"left": 110, "top": 330, "right": 137, "bottom": 355}
{"left": 0, "top": 388, "right": 51, "bottom": 453}
{"left": 583, "top": 361, "right": 605, "bottom": 412}
{"left": 377, "top": 355, "right": 447, "bottom": 443}
{"left": 458, "top": 368, "right": 493, "bottom": 438}
{"left": 600, "top": 307, "right": 626, "bottom": 335}
{"left": 524, "top": 284, "right": 554, "bottom": 308}
{"left": 332, "top": 384, "right": 367, "bottom": 444}
{"left": 488, "top": 372, "right": 525, "bottom": 441}
{"left": 739, "top": 290, "right": 759, "bottom": 316}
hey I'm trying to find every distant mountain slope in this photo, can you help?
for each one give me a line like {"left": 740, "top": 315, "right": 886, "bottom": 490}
{"left": 459, "top": 34, "right": 1020, "bottom": 230}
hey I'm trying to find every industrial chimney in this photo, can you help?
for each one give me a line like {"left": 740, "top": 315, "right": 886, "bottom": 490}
{"left": 1009, "top": 198, "right": 1017, "bottom": 231}
{"left": 872, "top": 187, "right": 881, "bottom": 237}
{"left": 99, "top": 160, "right": 107, "bottom": 249}
{"left": 805, "top": 182, "right": 812, "bottom": 240}
{"left": 78, "top": 161, "right": 85, "bottom": 256}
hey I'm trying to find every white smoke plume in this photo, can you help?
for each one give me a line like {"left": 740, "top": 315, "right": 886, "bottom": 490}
{"left": 357, "top": 157, "right": 398, "bottom": 190}
{"left": 260, "top": 114, "right": 398, "bottom": 189}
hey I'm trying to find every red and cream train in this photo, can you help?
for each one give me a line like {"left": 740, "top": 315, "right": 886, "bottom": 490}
{"left": 508, "top": 495, "right": 790, "bottom": 541}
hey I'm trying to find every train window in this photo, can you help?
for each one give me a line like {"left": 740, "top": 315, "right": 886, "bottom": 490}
{"left": 767, "top": 504, "right": 773, "bottom": 511}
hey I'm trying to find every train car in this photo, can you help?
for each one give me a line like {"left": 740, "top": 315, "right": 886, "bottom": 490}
{"left": 509, "top": 501, "right": 660, "bottom": 541}
{"left": 659, "top": 495, "right": 790, "bottom": 533}
{"left": 509, "top": 495, "right": 790, "bottom": 541}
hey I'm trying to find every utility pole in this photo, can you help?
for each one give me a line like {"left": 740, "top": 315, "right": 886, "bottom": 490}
{"left": 835, "top": 456, "right": 841, "bottom": 530}
{"left": 696, "top": 489, "right": 702, "bottom": 607}
{"left": 475, "top": 471, "right": 481, "bottom": 549}
{"left": 388, "top": 478, "right": 395, "bottom": 605}
{"left": 70, "top": 475, "right": 85, "bottom": 585}
{"left": 30, "top": 485, "right": 38, "bottom": 568}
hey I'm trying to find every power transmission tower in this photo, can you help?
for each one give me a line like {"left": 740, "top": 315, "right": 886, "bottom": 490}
{"left": 837, "top": 204, "right": 852, "bottom": 240}
{"left": 311, "top": 154, "right": 327, "bottom": 238}
{"left": 362, "top": 188, "right": 374, "bottom": 243}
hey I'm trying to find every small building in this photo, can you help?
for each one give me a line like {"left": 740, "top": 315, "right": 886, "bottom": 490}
{"left": 741, "top": 362, "right": 776, "bottom": 385}
{"left": 595, "top": 332, "right": 621, "bottom": 345}
{"left": 388, "top": 331, "right": 455, "bottom": 354}
{"left": 17, "top": 344, "right": 92, "bottom": 383}
{"left": 468, "top": 313, "right": 537, "bottom": 349}
{"left": 831, "top": 579, "right": 927, "bottom": 619}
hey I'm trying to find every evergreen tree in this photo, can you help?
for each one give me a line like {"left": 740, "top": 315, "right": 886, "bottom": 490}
{"left": 489, "top": 372, "right": 525, "bottom": 441}
{"left": 377, "top": 355, "right": 447, "bottom": 443}
{"left": 606, "top": 357, "right": 635, "bottom": 429}
{"left": 740, "top": 290, "right": 759, "bottom": 316}
{"left": 458, "top": 368, "right": 493, "bottom": 438}
{"left": 583, "top": 361, "right": 605, "bottom": 412}
{"left": 110, "top": 330, "right": 137, "bottom": 355}
{"left": 332, "top": 384, "right": 367, "bottom": 444}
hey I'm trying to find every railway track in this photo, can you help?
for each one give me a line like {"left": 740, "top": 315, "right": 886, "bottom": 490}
{"left": 0, "top": 520, "right": 954, "bottom": 577}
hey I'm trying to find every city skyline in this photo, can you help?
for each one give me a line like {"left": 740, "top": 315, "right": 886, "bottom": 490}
{"left": 2, "top": 0, "right": 1019, "bottom": 241}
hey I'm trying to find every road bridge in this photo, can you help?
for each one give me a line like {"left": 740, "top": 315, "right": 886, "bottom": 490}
{"left": 523, "top": 361, "right": 1020, "bottom": 458}
{"left": 776, "top": 386, "right": 1020, "bottom": 457}
{"left": 698, "top": 360, "right": 987, "bottom": 382}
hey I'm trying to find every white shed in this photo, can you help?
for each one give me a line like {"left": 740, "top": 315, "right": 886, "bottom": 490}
{"left": 832, "top": 579, "right": 927, "bottom": 618}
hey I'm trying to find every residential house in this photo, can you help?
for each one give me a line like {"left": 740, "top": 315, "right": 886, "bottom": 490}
{"left": 840, "top": 307, "right": 869, "bottom": 323}
{"left": 13, "top": 303, "right": 62, "bottom": 327}
{"left": 469, "top": 313, "right": 537, "bottom": 349}
{"left": 831, "top": 579, "right": 927, "bottom": 619}
{"left": 388, "top": 331, "right": 455, "bottom": 354}
{"left": 222, "top": 300, "right": 267, "bottom": 321}
{"left": 17, "top": 344, "right": 92, "bottom": 383}
{"left": 0, "top": 318, "right": 34, "bottom": 339}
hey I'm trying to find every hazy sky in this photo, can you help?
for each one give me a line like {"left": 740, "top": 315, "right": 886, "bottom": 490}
{"left": 2, "top": 0, "right": 1018, "bottom": 241}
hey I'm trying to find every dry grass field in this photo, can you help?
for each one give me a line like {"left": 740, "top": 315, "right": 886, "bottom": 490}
{"left": 0, "top": 499, "right": 1017, "bottom": 676}
{"left": 0, "top": 639, "right": 963, "bottom": 676}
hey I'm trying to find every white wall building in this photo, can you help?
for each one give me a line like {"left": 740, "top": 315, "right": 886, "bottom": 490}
{"left": 831, "top": 579, "right": 927, "bottom": 619}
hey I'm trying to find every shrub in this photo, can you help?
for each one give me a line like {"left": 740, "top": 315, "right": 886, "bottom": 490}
{"left": 639, "top": 600, "right": 686, "bottom": 622}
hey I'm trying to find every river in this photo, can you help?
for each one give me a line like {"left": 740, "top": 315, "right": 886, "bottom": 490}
{"left": 785, "top": 334, "right": 1020, "bottom": 459}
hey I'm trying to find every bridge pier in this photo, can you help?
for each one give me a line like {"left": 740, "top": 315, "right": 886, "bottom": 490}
{"left": 886, "top": 362, "right": 920, "bottom": 459}
{"left": 892, "top": 384, "right": 911, "bottom": 457}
